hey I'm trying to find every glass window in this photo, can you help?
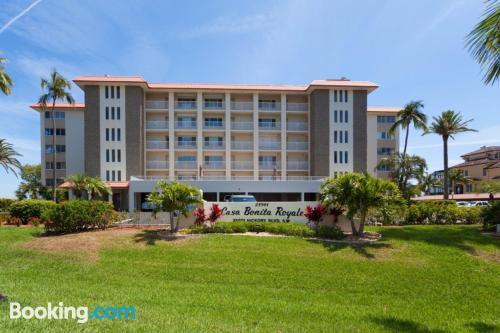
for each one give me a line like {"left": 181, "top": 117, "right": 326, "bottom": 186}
{"left": 116, "top": 86, "right": 120, "bottom": 99}
{"left": 344, "top": 110, "right": 348, "bottom": 122}
{"left": 117, "top": 170, "right": 121, "bottom": 181}
{"left": 344, "top": 131, "right": 348, "bottom": 143}
{"left": 377, "top": 116, "right": 385, "bottom": 123}
{"left": 111, "top": 128, "right": 115, "bottom": 141}
{"left": 334, "top": 151, "right": 338, "bottom": 164}
{"left": 117, "top": 149, "right": 121, "bottom": 162}
{"left": 339, "top": 110, "right": 343, "bottom": 123}
{"left": 56, "top": 128, "right": 65, "bottom": 136}
{"left": 344, "top": 91, "right": 348, "bottom": 102}
{"left": 106, "top": 170, "right": 110, "bottom": 181}
{"left": 334, "top": 90, "right": 338, "bottom": 103}
{"left": 204, "top": 117, "right": 223, "bottom": 127}
{"left": 339, "top": 131, "right": 343, "bottom": 143}
{"left": 334, "top": 110, "right": 338, "bottom": 123}
{"left": 111, "top": 86, "right": 115, "bottom": 99}
{"left": 105, "top": 107, "right": 109, "bottom": 120}
{"left": 56, "top": 162, "right": 66, "bottom": 169}
{"left": 333, "top": 131, "right": 337, "bottom": 143}
{"left": 105, "top": 86, "right": 109, "bottom": 99}
{"left": 112, "top": 170, "right": 115, "bottom": 181}
{"left": 112, "top": 149, "right": 115, "bottom": 162}
{"left": 111, "top": 107, "right": 115, "bottom": 120}
{"left": 117, "top": 107, "right": 120, "bottom": 120}
{"left": 45, "top": 128, "right": 53, "bottom": 136}
{"left": 106, "top": 128, "right": 109, "bottom": 141}
{"left": 45, "top": 145, "right": 54, "bottom": 154}
{"left": 345, "top": 151, "right": 348, "bottom": 164}
{"left": 56, "top": 145, "right": 65, "bottom": 153}
{"left": 106, "top": 149, "right": 109, "bottom": 162}
{"left": 117, "top": 128, "right": 121, "bottom": 141}
{"left": 45, "top": 162, "right": 53, "bottom": 169}
{"left": 178, "top": 155, "right": 196, "bottom": 162}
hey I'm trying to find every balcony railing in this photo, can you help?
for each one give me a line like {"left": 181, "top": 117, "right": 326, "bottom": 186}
{"left": 175, "top": 161, "right": 197, "bottom": 169}
{"left": 259, "top": 141, "right": 281, "bottom": 150}
{"left": 146, "top": 160, "right": 169, "bottom": 169}
{"left": 231, "top": 141, "right": 253, "bottom": 150}
{"left": 146, "top": 121, "right": 169, "bottom": 130}
{"left": 287, "top": 161, "right": 308, "bottom": 170}
{"left": 259, "top": 162, "right": 281, "bottom": 170}
{"left": 204, "top": 141, "right": 224, "bottom": 149}
{"left": 203, "top": 101, "right": 224, "bottom": 109}
{"left": 203, "top": 162, "right": 225, "bottom": 169}
{"left": 231, "top": 121, "right": 253, "bottom": 130}
{"left": 232, "top": 161, "right": 253, "bottom": 169}
{"left": 132, "top": 175, "right": 326, "bottom": 181}
{"left": 231, "top": 101, "right": 253, "bottom": 110}
{"left": 287, "top": 122, "right": 308, "bottom": 131}
{"left": 258, "top": 101, "right": 281, "bottom": 111}
{"left": 145, "top": 100, "right": 168, "bottom": 109}
{"left": 259, "top": 122, "right": 281, "bottom": 130}
{"left": 146, "top": 140, "right": 169, "bottom": 149}
{"left": 287, "top": 141, "right": 308, "bottom": 150}
{"left": 175, "top": 121, "right": 197, "bottom": 129}
{"left": 175, "top": 141, "right": 197, "bottom": 148}
{"left": 286, "top": 102, "right": 308, "bottom": 112}
{"left": 175, "top": 101, "right": 197, "bottom": 109}
{"left": 204, "top": 122, "right": 224, "bottom": 129}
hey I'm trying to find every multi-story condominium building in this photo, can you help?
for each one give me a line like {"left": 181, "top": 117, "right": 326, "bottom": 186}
{"left": 31, "top": 76, "right": 400, "bottom": 211}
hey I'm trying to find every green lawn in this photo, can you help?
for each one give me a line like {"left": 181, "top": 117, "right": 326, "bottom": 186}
{"left": 0, "top": 225, "right": 499, "bottom": 332}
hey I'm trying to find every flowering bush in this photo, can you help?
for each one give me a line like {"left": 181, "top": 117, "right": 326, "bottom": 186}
{"left": 193, "top": 207, "right": 207, "bottom": 226}
{"left": 304, "top": 204, "right": 327, "bottom": 227}
{"left": 329, "top": 206, "right": 345, "bottom": 223}
{"left": 192, "top": 204, "right": 223, "bottom": 227}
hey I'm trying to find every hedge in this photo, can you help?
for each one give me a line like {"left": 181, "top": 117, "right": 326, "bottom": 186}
{"left": 186, "top": 221, "right": 345, "bottom": 240}
{"left": 481, "top": 201, "right": 500, "bottom": 231}
{"left": 42, "top": 200, "right": 118, "bottom": 234}
{"left": 0, "top": 198, "right": 16, "bottom": 212}
{"left": 8, "top": 200, "right": 56, "bottom": 225}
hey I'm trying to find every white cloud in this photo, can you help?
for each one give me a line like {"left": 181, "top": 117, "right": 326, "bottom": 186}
{"left": 0, "top": 0, "right": 43, "bottom": 35}
{"left": 408, "top": 125, "right": 500, "bottom": 150}
{"left": 15, "top": 55, "right": 80, "bottom": 81}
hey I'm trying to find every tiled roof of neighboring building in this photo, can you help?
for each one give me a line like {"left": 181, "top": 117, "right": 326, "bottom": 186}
{"left": 367, "top": 106, "right": 402, "bottom": 113}
{"left": 461, "top": 146, "right": 500, "bottom": 158}
{"left": 486, "top": 161, "right": 500, "bottom": 169}
{"left": 413, "top": 193, "right": 500, "bottom": 201}
{"left": 451, "top": 158, "right": 497, "bottom": 168}
{"left": 72, "top": 76, "right": 379, "bottom": 93}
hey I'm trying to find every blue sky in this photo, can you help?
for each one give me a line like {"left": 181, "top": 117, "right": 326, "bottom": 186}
{"left": 0, "top": 0, "right": 498, "bottom": 197}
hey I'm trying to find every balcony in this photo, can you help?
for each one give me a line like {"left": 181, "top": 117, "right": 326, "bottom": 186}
{"left": 146, "top": 160, "right": 169, "bottom": 170}
{"left": 175, "top": 101, "right": 197, "bottom": 109}
{"left": 146, "top": 140, "right": 169, "bottom": 150}
{"left": 287, "top": 160, "right": 308, "bottom": 170}
{"left": 203, "top": 101, "right": 224, "bottom": 110}
{"left": 259, "top": 162, "right": 281, "bottom": 170}
{"left": 146, "top": 121, "right": 169, "bottom": 130}
{"left": 175, "top": 121, "right": 197, "bottom": 129}
{"left": 231, "top": 121, "right": 253, "bottom": 130}
{"left": 259, "top": 122, "right": 281, "bottom": 130}
{"left": 258, "top": 101, "right": 281, "bottom": 111}
{"left": 232, "top": 161, "right": 253, "bottom": 169}
{"left": 259, "top": 141, "right": 281, "bottom": 150}
{"left": 204, "top": 141, "right": 224, "bottom": 149}
{"left": 231, "top": 141, "right": 253, "bottom": 150}
{"left": 203, "top": 161, "right": 225, "bottom": 169}
{"left": 145, "top": 100, "right": 168, "bottom": 109}
{"left": 231, "top": 101, "right": 253, "bottom": 110}
{"left": 286, "top": 102, "right": 308, "bottom": 112}
{"left": 204, "top": 122, "right": 224, "bottom": 130}
{"left": 175, "top": 161, "right": 197, "bottom": 169}
{"left": 287, "top": 141, "right": 308, "bottom": 150}
{"left": 287, "top": 122, "right": 308, "bottom": 131}
{"left": 175, "top": 141, "right": 197, "bottom": 149}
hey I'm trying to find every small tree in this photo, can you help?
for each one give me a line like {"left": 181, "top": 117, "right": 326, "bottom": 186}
{"left": 148, "top": 181, "right": 202, "bottom": 233}
{"left": 304, "top": 204, "right": 327, "bottom": 228}
{"left": 65, "top": 174, "right": 111, "bottom": 200}
{"left": 15, "top": 164, "right": 43, "bottom": 199}
{"left": 206, "top": 203, "right": 223, "bottom": 227}
{"left": 321, "top": 173, "right": 402, "bottom": 237}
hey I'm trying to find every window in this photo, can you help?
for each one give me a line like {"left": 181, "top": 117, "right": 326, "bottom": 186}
{"left": 56, "top": 162, "right": 66, "bottom": 170}
{"left": 117, "top": 170, "right": 121, "bottom": 181}
{"left": 204, "top": 98, "right": 223, "bottom": 108}
{"left": 105, "top": 107, "right": 109, "bottom": 120}
{"left": 483, "top": 169, "right": 487, "bottom": 176}
{"left": 106, "top": 170, "right": 110, "bottom": 181}
{"left": 112, "top": 170, "right": 116, "bottom": 181}
{"left": 466, "top": 184, "right": 473, "bottom": 192}
{"left": 178, "top": 155, "right": 196, "bottom": 162}
{"left": 56, "top": 145, "right": 65, "bottom": 153}
{"left": 344, "top": 151, "right": 348, "bottom": 164}
{"left": 377, "top": 148, "right": 393, "bottom": 156}
{"left": 111, "top": 107, "right": 115, "bottom": 120}
{"left": 334, "top": 110, "right": 338, "bottom": 123}
{"left": 112, "top": 149, "right": 115, "bottom": 162}
{"left": 339, "top": 111, "right": 343, "bottom": 123}
{"left": 111, "top": 86, "right": 115, "bottom": 99}
{"left": 205, "top": 156, "right": 223, "bottom": 163}
{"left": 106, "top": 149, "right": 110, "bottom": 162}
{"left": 334, "top": 151, "right": 338, "bottom": 164}
{"left": 45, "top": 112, "right": 65, "bottom": 119}
{"left": 344, "top": 131, "right": 348, "bottom": 143}
{"left": 334, "top": 131, "right": 338, "bottom": 143}
{"left": 117, "top": 128, "right": 121, "bottom": 141}
{"left": 339, "top": 151, "right": 343, "bottom": 163}
{"left": 334, "top": 90, "right": 338, "bottom": 103}
{"left": 344, "top": 110, "right": 348, "bottom": 122}
{"left": 117, "top": 149, "right": 121, "bottom": 162}
{"left": 45, "top": 162, "right": 53, "bottom": 169}
{"left": 45, "top": 128, "right": 54, "bottom": 136}
{"left": 111, "top": 128, "right": 115, "bottom": 141}
{"left": 117, "top": 107, "right": 120, "bottom": 120}
{"left": 339, "top": 90, "right": 343, "bottom": 103}
{"left": 106, "top": 128, "right": 109, "bottom": 141}
{"left": 339, "top": 131, "right": 343, "bottom": 143}
{"left": 259, "top": 156, "right": 276, "bottom": 163}
{"left": 259, "top": 118, "right": 277, "bottom": 128}
{"left": 344, "top": 91, "right": 348, "bottom": 102}
{"left": 464, "top": 170, "right": 469, "bottom": 176}
{"left": 377, "top": 131, "right": 386, "bottom": 140}
{"left": 204, "top": 117, "right": 223, "bottom": 127}
{"left": 387, "top": 116, "right": 396, "bottom": 123}
{"left": 45, "top": 145, "right": 54, "bottom": 154}
{"left": 116, "top": 86, "right": 120, "bottom": 99}
{"left": 105, "top": 86, "right": 109, "bottom": 99}
{"left": 56, "top": 128, "right": 65, "bottom": 136}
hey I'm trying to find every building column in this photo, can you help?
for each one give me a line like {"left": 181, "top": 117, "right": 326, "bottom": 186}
{"left": 281, "top": 93, "right": 287, "bottom": 180}
{"left": 197, "top": 92, "right": 203, "bottom": 179}
{"left": 253, "top": 93, "right": 259, "bottom": 180}
{"left": 225, "top": 92, "right": 231, "bottom": 180}
{"left": 168, "top": 92, "right": 175, "bottom": 180}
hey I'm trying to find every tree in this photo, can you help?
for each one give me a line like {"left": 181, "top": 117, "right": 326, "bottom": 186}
{"left": 426, "top": 111, "right": 477, "bottom": 199}
{"left": 0, "top": 57, "right": 13, "bottom": 95}
{"left": 466, "top": 0, "right": 500, "bottom": 85}
{"left": 418, "top": 173, "right": 442, "bottom": 195}
{"left": 320, "top": 173, "right": 402, "bottom": 237}
{"left": 148, "top": 181, "right": 202, "bottom": 233}
{"left": 15, "top": 164, "right": 44, "bottom": 199}
{"left": 389, "top": 101, "right": 427, "bottom": 192}
{"left": 478, "top": 180, "right": 500, "bottom": 201}
{"left": 448, "top": 169, "right": 473, "bottom": 198}
{"left": 377, "top": 153, "right": 427, "bottom": 199}
{"left": 38, "top": 70, "right": 74, "bottom": 201}
{"left": 0, "top": 138, "right": 21, "bottom": 176}
{"left": 65, "top": 174, "right": 111, "bottom": 200}
{"left": 65, "top": 174, "right": 88, "bottom": 199}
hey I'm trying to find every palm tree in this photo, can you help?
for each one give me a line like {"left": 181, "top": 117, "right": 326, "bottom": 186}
{"left": 427, "top": 111, "right": 477, "bottom": 199}
{"left": 85, "top": 176, "right": 111, "bottom": 200}
{"left": 448, "top": 169, "right": 473, "bottom": 198}
{"left": 38, "top": 70, "right": 74, "bottom": 201}
{"left": 0, "top": 57, "right": 13, "bottom": 95}
{"left": 389, "top": 101, "right": 427, "bottom": 191}
{"left": 65, "top": 174, "right": 88, "bottom": 199}
{"left": 418, "top": 173, "right": 442, "bottom": 195}
{"left": 0, "top": 138, "right": 22, "bottom": 175}
{"left": 466, "top": 1, "right": 500, "bottom": 85}
{"left": 377, "top": 153, "right": 427, "bottom": 199}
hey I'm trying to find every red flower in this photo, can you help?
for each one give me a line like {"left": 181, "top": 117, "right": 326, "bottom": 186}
{"left": 304, "top": 204, "right": 326, "bottom": 226}
{"left": 207, "top": 203, "right": 223, "bottom": 226}
{"left": 193, "top": 207, "right": 207, "bottom": 225}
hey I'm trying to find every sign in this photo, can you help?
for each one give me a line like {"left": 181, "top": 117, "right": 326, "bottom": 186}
{"left": 205, "top": 201, "right": 318, "bottom": 223}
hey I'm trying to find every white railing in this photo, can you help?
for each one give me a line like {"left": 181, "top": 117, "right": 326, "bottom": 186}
{"left": 287, "top": 161, "right": 308, "bottom": 170}
{"left": 131, "top": 175, "right": 326, "bottom": 181}
{"left": 146, "top": 141, "right": 169, "bottom": 149}
{"left": 145, "top": 100, "right": 168, "bottom": 109}
{"left": 204, "top": 141, "right": 224, "bottom": 149}
{"left": 259, "top": 122, "right": 281, "bottom": 130}
{"left": 203, "top": 101, "right": 224, "bottom": 109}
{"left": 175, "top": 161, "right": 197, "bottom": 169}
{"left": 175, "top": 101, "right": 197, "bottom": 109}
{"left": 175, "top": 121, "right": 197, "bottom": 129}
{"left": 231, "top": 141, "right": 253, "bottom": 150}
{"left": 231, "top": 161, "right": 253, "bottom": 169}
{"left": 258, "top": 101, "right": 281, "bottom": 111}
{"left": 287, "top": 122, "right": 308, "bottom": 131}
{"left": 287, "top": 141, "right": 308, "bottom": 150}
{"left": 204, "top": 122, "right": 224, "bottom": 129}
{"left": 146, "top": 160, "right": 169, "bottom": 169}
{"left": 259, "top": 162, "right": 281, "bottom": 170}
{"left": 176, "top": 175, "right": 197, "bottom": 180}
{"left": 259, "top": 141, "right": 281, "bottom": 150}
{"left": 231, "top": 101, "right": 253, "bottom": 110}
{"left": 286, "top": 102, "right": 308, "bottom": 111}
{"left": 146, "top": 121, "right": 169, "bottom": 129}
{"left": 203, "top": 162, "right": 225, "bottom": 169}
{"left": 231, "top": 121, "right": 253, "bottom": 130}
{"left": 175, "top": 141, "right": 197, "bottom": 148}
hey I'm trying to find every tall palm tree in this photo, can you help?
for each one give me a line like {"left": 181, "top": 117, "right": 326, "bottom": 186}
{"left": 466, "top": 0, "right": 500, "bottom": 85}
{"left": 377, "top": 153, "right": 427, "bottom": 199}
{"left": 0, "top": 57, "right": 13, "bottom": 95}
{"left": 38, "top": 70, "right": 74, "bottom": 201}
{"left": 389, "top": 101, "right": 427, "bottom": 191}
{"left": 0, "top": 138, "right": 22, "bottom": 175}
{"left": 427, "top": 111, "right": 477, "bottom": 199}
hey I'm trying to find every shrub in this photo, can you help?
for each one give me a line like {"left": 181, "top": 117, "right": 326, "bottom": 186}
{"left": 42, "top": 200, "right": 117, "bottom": 234}
{"left": 403, "top": 201, "right": 483, "bottom": 225}
{"left": 304, "top": 204, "right": 327, "bottom": 227}
{"left": 0, "top": 198, "right": 16, "bottom": 212}
{"left": 8, "top": 200, "right": 56, "bottom": 225}
{"left": 315, "top": 225, "right": 344, "bottom": 240}
{"left": 481, "top": 202, "right": 500, "bottom": 231}
{"left": 458, "top": 207, "right": 483, "bottom": 225}
{"left": 368, "top": 204, "right": 407, "bottom": 225}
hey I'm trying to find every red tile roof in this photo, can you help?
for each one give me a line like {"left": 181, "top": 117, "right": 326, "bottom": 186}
{"left": 30, "top": 102, "right": 85, "bottom": 111}
{"left": 413, "top": 193, "right": 500, "bottom": 201}
{"left": 461, "top": 146, "right": 500, "bottom": 158}
{"left": 367, "top": 106, "right": 402, "bottom": 113}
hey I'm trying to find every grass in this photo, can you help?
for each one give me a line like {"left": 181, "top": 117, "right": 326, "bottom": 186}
{"left": 0, "top": 225, "right": 498, "bottom": 332}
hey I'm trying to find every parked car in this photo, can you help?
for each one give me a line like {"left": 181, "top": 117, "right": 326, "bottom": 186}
{"left": 456, "top": 201, "right": 471, "bottom": 207}
{"left": 471, "top": 201, "right": 489, "bottom": 207}
{"left": 225, "top": 195, "right": 257, "bottom": 202}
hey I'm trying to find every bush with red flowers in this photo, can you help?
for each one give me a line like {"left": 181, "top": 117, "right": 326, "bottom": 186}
{"left": 304, "top": 204, "right": 327, "bottom": 227}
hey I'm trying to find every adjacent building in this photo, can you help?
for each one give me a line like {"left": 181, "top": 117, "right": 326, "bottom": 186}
{"left": 31, "top": 76, "right": 400, "bottom": 211}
